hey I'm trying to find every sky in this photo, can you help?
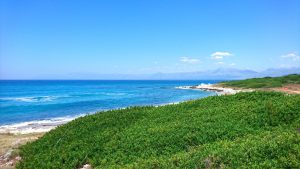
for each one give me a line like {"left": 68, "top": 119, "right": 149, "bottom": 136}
{"left": 0, "top": 0, "right": 300, "bottom": 79}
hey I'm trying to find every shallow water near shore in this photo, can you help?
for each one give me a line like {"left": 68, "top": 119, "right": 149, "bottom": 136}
{"left": 0, "top": 80, "right": 219, "bottom": 133}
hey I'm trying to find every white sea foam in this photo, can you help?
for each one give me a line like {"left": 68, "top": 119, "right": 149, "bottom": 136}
{"left": 0, "top": 101, "right": 187, "bottom": 134}
{"left": 175, "top": 83, "right": 211, "bottom": 90}
{"left": 175, "top": 86, "right": 192, "bottom": 90}
{"left": 104, "top": 92, "right": 127, "bottom": 96}
{"left": 175, "top": 83, "right": 250, "bottom": 95}
{"left": 0, "top": 91, "right": 212, "bottom": 135}
{"left": 0, "top": 95, "right": 69, "bottom": 102}
{"left": 0, "top": 114, "right": 86, "bottom": 134}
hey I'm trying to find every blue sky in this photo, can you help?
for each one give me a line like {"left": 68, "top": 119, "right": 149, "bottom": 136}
{"left": 0, "top": 0, "right": 300, "bottom": 79}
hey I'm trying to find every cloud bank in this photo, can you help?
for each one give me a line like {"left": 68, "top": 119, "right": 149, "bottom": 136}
{"left": 211, "top": 52, "right": 232, "bottom": 60}
{"left": 281, "top": 52, "right": 300, "bottom": 61}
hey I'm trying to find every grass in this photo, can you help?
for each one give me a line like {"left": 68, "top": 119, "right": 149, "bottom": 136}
{"left": 221, "top": 74, "right": 300, "bottom": 88}
{"left": 17, "top": 91, "right": 300, "bottom": 168}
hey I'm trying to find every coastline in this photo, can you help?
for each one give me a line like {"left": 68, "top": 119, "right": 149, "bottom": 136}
{"left": 0, "top": 83, "right": 232, "bottom": 167}
{"left": 0, "top": 88, "right": 216, "bottom": 167}
{"left": 0, "top": 102, "right": 196, "bottom": 135}
{"left": 176, "top": 83, "right": 253, "bottom": 95}
{"left": 0, "top": 84, "right": 239, "bottom": 135}
{"left": 2, "top": 79, "right": 298, "bottom": 168}
{"left": 0, "top": 116, "right": 82, "bottom": 135}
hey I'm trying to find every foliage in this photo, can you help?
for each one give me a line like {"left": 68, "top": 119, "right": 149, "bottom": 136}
{"left": 221, "top": 74, "right": 300, "bottom": 88}
{"left": 17, "top": 91, "right": 300, "bottom": 168}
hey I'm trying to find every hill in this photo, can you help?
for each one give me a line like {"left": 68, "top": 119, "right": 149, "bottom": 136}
{"left": 17, "top": 91, "right": 300, "bottom": 168}
{"left": 221, "top": 74, "right": 300, "bottom": 89}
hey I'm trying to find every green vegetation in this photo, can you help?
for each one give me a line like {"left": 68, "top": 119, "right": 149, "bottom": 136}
{"left": 221, "top": 74, "right": 300, "bottom": 88}
{"left": 17, "top": 91, "right": 300, "bottom": 169}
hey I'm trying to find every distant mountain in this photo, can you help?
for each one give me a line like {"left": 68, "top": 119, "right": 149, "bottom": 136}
{"left": 147, "top": 68, "right": 259, "bottom": 80}
{"left": 147, "top": 67, "right": 300, "bottom": 80}
{"left": 260, "top": 67, "right": 300, "bottom": 77}
{"left": 204, "top": 68, "right": 259, "bottom": 80}
{"left": 31, "top": 67, "right": 300, "bottom": 80}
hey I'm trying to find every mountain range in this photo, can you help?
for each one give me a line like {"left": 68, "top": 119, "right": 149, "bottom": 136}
{"left": 147, "top": 67, "right": 300, "bottom": 80}
{"left": 41, "top": 67, "right": 300, "bottom": 80}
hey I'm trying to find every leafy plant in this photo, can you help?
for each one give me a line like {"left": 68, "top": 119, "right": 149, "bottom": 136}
{"left": 17, "top": 91, "right": 300, "bottom": 169}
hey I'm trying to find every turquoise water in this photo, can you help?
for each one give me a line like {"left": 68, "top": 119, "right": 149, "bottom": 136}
{"left": 0, "top": 80, "right": 219, "bottom": 125}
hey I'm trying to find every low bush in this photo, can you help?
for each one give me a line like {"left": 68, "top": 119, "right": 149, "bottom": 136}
{"left": 17, "top": 91, "right": 300, "bottom": 168}
{"left": 222, "top": 74, "right": 300, "bottom": 88}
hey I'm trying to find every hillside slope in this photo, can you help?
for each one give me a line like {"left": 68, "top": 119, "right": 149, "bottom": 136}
{"left": 221, "top": 74, "right": 300, "bottom": 89}
{"left": 17, "top": 91, "right": 300, "bottom": 168}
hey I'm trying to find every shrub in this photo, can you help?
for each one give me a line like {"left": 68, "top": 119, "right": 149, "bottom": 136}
{"left": 17, "top": 91, "right": 300, "bottom": 169}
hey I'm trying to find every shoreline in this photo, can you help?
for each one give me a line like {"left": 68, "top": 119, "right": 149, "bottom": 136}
{"left": 0, "top": 99, "right": 204, "bottom": 135}
{"left": 0, "top": 95, "right": 209, "bottom": 167}
{"left": 0, "top": 101, "right": 186, "bottom": 167}
{"left": 0, "top": 115, "right": 83, "bottom": 135}
{"left": 0, "top": 83, "right": 243, "bottom": 135}
{"left": 176, "top": 83, "right": 252, "bottom": 95}
{"left": 0, "top": 84, "right": 231, "bottom": 135}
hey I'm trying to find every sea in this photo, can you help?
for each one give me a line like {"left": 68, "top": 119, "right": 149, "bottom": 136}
{"left": 0, "top": 80, "right": 219, "bottom": 133}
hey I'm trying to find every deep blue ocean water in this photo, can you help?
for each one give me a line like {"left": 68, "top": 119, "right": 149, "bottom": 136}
{"left": 0, "top": 80, "right": 219, "bottom": 125}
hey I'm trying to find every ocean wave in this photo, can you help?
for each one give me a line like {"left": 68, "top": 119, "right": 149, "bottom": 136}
{"left": 175, "top": 86, "right": 192, "bottom": 89}
{"left": 104, "top": 92, "right": 127, "bottom": 96}
{"left": 0, "top": 95, "right": 69, "bottom": 103}
{"left": 0, "top": 114, "right": 86, "bottom": 134}
{"left": 0, "top": 98, "right": 199, "bottom": 134}
{"left": 175, "top": 83, "right": 212, "bottom": 89}
{"left": 70, "top": 92, "right": 128, "bottom": 97}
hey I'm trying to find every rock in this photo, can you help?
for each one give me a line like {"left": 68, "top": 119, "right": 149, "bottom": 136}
{"left": 80, "top": 164, "right": 92, "bottom": 169}
{"left": 12, "top": 139, "right": 22, "bottom": 147}
{"left": 15, "top": 156, "right": 22, "bottom": 161}
{"left": 3, "top": 149, "right": 13, "bottom": 159}
{"left": 7, "top": 161, "right": 14, "bottom": 166}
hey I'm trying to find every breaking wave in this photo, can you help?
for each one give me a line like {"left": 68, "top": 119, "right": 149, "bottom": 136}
{"left": 0, "top": 95, "right": 69, "bottom": 102}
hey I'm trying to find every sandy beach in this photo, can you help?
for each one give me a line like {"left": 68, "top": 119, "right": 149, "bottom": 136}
{"left": 0, "top": 116, "right": 82, "bottom": 135}
{"left": 0, "top": 133, "right": 44, "bottom": 168}
{"left": 0, "top": 118, "right": 78, "bottom": 167}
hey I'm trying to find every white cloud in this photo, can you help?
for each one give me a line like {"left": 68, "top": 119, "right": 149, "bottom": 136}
{"left": 211, "top": 52, "right": 232, "bottom": 60}
{"left": 216, "top": 61, "right": 224, "bottom": 65}
{"left": 179, "top": 57, "right": 200, "bottom": 64}
{"left": 229, "top": 63, "right": 236, "bottom": 66}
{"left": 281, "top": 52, "right": 300, "bottom": 61}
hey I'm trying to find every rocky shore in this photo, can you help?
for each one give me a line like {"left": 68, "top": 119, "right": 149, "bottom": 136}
{"left": 176, "top": 83, "right": 252, "bottom": 95}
